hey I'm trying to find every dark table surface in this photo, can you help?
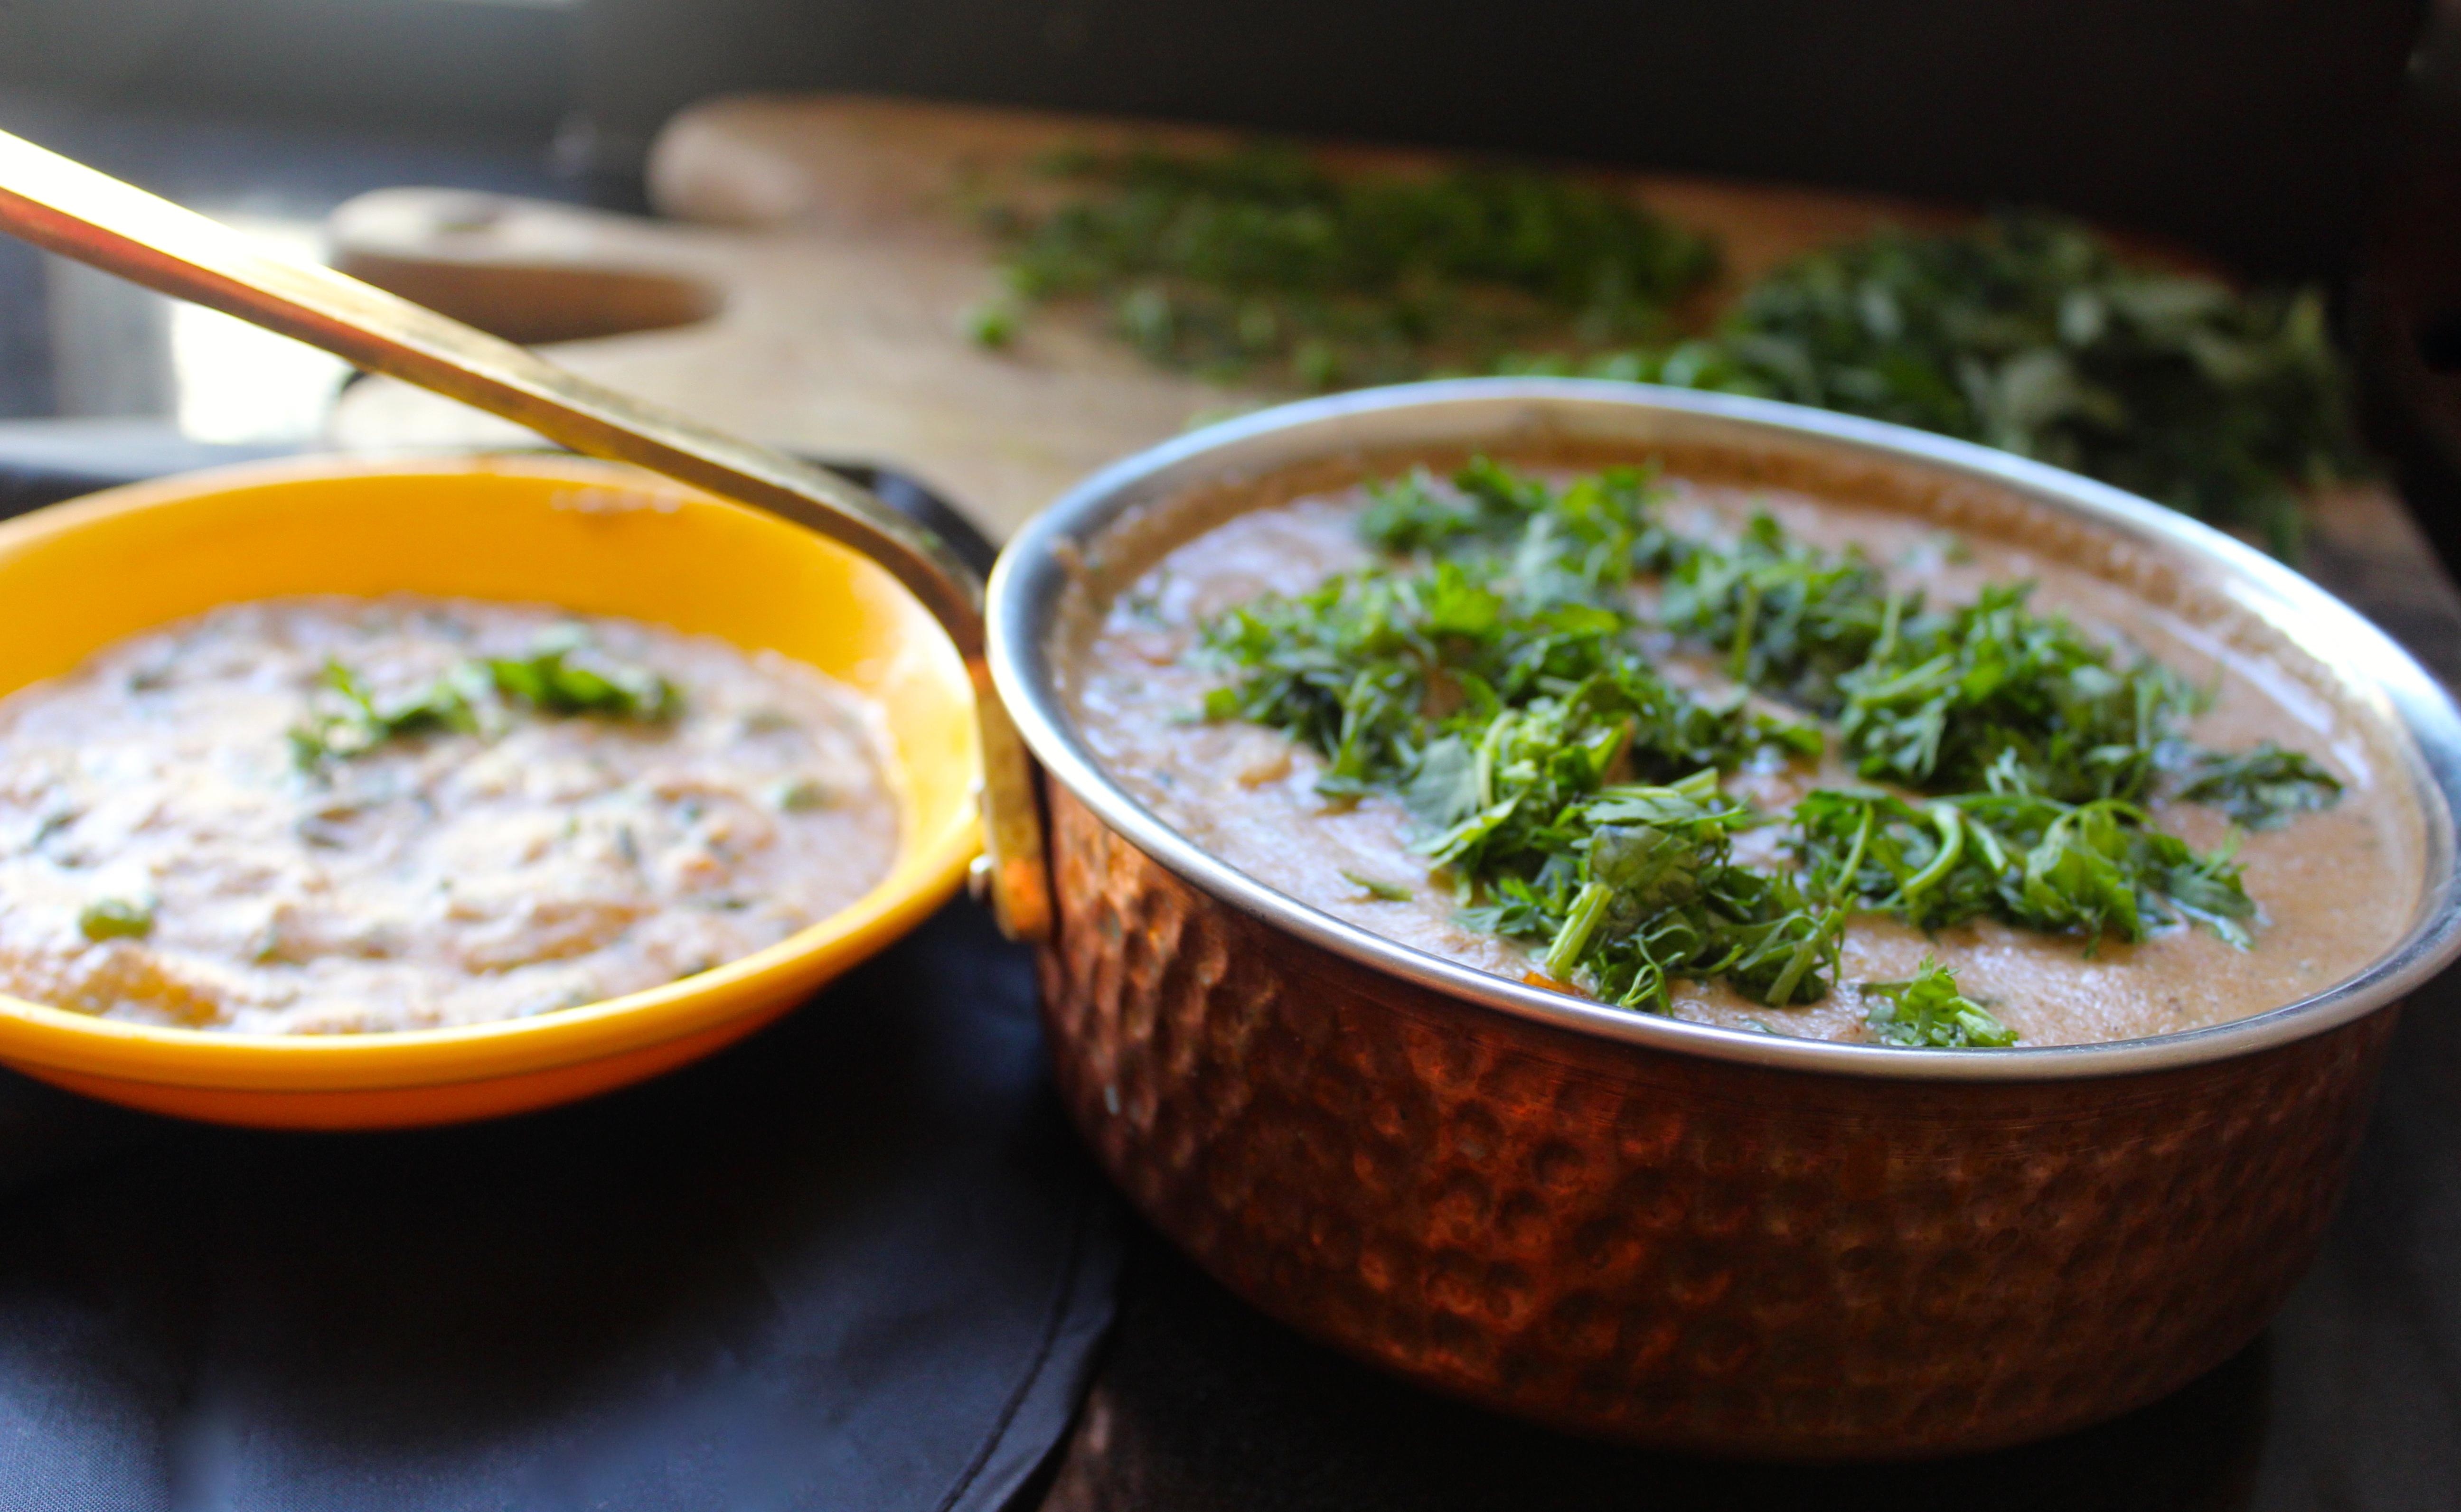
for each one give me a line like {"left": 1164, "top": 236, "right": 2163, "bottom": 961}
{"left": 0, "top": 902, "right": 1117, "bottom": 1512}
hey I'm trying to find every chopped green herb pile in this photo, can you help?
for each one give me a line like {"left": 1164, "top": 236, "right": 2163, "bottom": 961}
{"left": 486, "top": 630, "right": 681, "bottom": 721}
{"left": 1193, "top": 460, "right": 2344, "bottom": 1041}
{"left": 984, "top": 143, "right": 1719, "bottom": 389}
{"left": 1494, "top": 770, "right": 1844, "bottom": 1013}
{"left": 1198, "top": 493, "right": 1833, "bottom": 1010}
{"left": 1791, "top": 786, "right": 2254, "bottom": 949}
{"left": 290, "top": 632, "right": 680, "bottom": 771}
{"left": 1830, "top": 581, "right": 2202, "bottom": 804}
{"left": 77, "top": 896, "right": 154, "bottom": 943}
{"left": 985, "top": 143, "right": 2361, "bottom": 550}
{"left": 2174, "top": 741, "right": 2344, "bottom": 829}
{"left": 1356, "top": 458, "right": 1692, "bottom": 591}
{"left": 1509, "top": 213, "right": 2365, "bottom": 552}
{"left": 1199, "top": 562, "right": 1814, "bottom": 808}
{"left": 289, "top": 660, "right": 481, "bottom": 770}
{"left": 1860, "top": 955, "right": 2017, "bottom": 1048}
{"left": 1656, "top": 512, "right": 1890, "bottom": 711}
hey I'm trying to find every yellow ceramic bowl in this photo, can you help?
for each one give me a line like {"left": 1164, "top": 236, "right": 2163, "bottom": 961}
{"left": 0, "top": 454, "right": 981, "bottom": 1128}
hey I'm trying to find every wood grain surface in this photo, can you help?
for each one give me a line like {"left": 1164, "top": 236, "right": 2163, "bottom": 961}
{"left": 318, "top": 93, "right": 2461, "bottom": 651}
{"left": 322, "top": 93, "right": 1966, "bottom": 539}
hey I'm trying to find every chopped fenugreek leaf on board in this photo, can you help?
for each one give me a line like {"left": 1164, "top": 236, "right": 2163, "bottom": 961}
{"left": 1507, "top": 213, "right": 2366, "bottom": 554}
{"left": 985, "top": 143, "right": 1719, "bottom": 389}
{"left": 985, "top": 143, "right": 2361, "bottom": 553}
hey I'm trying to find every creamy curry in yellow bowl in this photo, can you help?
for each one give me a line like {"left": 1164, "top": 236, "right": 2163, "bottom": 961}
{"left": 0, "top": 455, "right": 979, "bottom": 1127}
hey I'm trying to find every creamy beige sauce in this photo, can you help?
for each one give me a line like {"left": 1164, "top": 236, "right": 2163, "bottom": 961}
{"left": 0, "top": 597, "right": 900, "bottom": 1034}
{"left": 1067, "top": 471, "right": 2428, "bottom": 1046}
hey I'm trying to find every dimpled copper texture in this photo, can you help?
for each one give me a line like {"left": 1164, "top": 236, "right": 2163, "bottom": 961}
{"left": 1035, "top": 785, "right": 2400, "bottom": 1459}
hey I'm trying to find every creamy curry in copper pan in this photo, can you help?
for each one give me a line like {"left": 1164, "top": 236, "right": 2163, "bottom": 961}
{"left": 1064, "top": 454, "right": 2423, "bottom": 1048}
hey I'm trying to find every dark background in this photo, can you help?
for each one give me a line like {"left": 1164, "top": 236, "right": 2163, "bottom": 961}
{"left": 571, "top": 0, "right": 2430, "bottom": 281}
{"left": 0, "top": 0, "right": 2433, "bottom": 278}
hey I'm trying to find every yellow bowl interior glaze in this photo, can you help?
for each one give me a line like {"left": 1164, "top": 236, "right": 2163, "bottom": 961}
{"left": 0, "top": 454, "right": 981, "bottom": 1128}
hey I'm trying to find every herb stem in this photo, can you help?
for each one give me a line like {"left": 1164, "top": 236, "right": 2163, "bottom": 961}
{"left": 1728, "top": 577, "right": 1762, "bottom": 683}
{"left": 1761, "top": 912, "right": 1841, "bottom": 1006}
{"left": 1875, "top": 588, "right": 1905, "bottom": 663}
{"left": 1475, "top": 709, "right": 1511, "bottom": 808}
{"left": 1827, "top": 807, "right": 1874, "bottom": 905}
{"left": 1541, "top": 880, "right": 1615, "bottom": 982}
{"left": 1966, "top": 817, "right": 2010, "bottom": 873}
{"left": 1900, "top": 803, "right": 1966, "bottom": 899}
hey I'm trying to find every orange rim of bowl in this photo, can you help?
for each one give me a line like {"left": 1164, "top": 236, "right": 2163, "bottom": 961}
{"left": 0, "top": 453, "right": 983, "bottom": 1092}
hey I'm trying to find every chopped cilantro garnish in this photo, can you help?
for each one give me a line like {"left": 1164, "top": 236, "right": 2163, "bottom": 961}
{"left": 1791, "top": 784, "right": 2256, "bottom": 949}
{"left": 771, "top": 777, "right": 836, "bottom": 813}
{"left": 291, "top": 632, "right": 679, "bottom": 771}
{"left": 962, "top": 298, "right": 1020, "bottom": 349}
{"left": 1659, "top": 511, "right": 2205, "bottom": 804}
{"left": 290, "top": 659, "right": 482, "bottom": 770}
{"left": 485, "top": 633, "right": 680, "bottom": 721}
{"left": 1832, "top": 581, "right": 2203, "bottom": 805}
{"left": 77, "top": 896, "right": 154, "bottom": 942}
{"left": 1860, "top": 955, "right": 2018, "bottom": 1048}
{"left": 1492, "top": 771, "right": 1843, "bottom": 1013}
{"left": 1189, "top": 459, "right": 2335, "bottom": 1029}
{"left": 2174, "top": 741, "right": 2344, "bottom": 829}
{"left": 1658, "top": 512, "right": 1892, "bottom": 711}
{"left": 1196, "top": 525, "right": 1833, "bottom": 1008}
{"left": 995, "top": 150, "right": 2359, "bottom": 551}
{"left": 1198, "top": 561, "right": 1814, "bottom": 813}
{"left": 1358, "top": 459, "right": 1692, "bottom": 592}
{"left": 1699, "top": 214, "right": 2363, "bottom": 555}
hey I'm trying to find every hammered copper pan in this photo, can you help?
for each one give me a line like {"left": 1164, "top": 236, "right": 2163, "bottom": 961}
{"left": 986, "top": 380, "right": 2461, "bottom": 1459}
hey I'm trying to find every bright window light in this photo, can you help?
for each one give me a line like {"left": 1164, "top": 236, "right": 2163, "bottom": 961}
{"left": 168, "top": 215, "right": 354, "bottom": 447}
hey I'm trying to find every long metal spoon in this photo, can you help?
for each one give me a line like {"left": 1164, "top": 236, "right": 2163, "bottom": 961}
{"left": 0, "top": 128, "right": 1050, "bottom": 941}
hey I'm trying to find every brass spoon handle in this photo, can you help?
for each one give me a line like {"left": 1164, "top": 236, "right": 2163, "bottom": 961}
{"left": 0, "top": 129, "right": 1051, "bottom": 940}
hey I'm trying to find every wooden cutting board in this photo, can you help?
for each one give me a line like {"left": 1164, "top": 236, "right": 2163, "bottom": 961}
{"left": 320, "top": 93, "right": 2461, "bottom": 656}
{"left": 322, "top": 93, "right": 1973, "bottom": 540}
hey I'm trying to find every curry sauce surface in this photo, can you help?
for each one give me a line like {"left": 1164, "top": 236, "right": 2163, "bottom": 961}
{"left": 0, "top": 597, "right": 900, "bottom": 1033}
{"left": 1066, "top": 474, "right": 2425, "bottom": 1046}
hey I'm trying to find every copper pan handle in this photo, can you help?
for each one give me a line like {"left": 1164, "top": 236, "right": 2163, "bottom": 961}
{"left": 0, "top": 129, "right": 1052, "bottom": 941}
